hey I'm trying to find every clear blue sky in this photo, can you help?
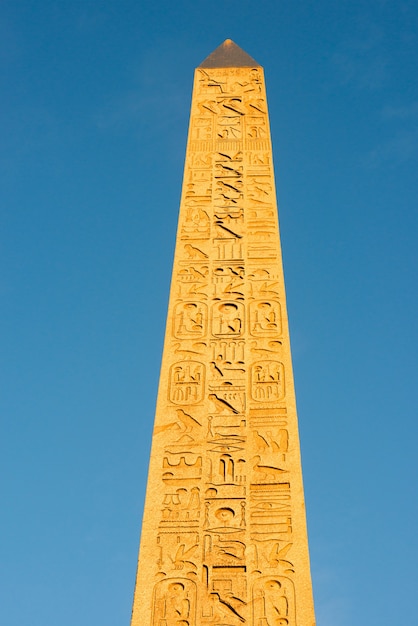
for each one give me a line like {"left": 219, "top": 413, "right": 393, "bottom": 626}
{"left": 1, "top": 2, "right": 417, "bottom": 624}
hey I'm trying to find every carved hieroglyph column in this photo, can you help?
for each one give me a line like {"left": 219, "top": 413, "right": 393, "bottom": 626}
{"left": 130, "top": 40, "right": 316, "bottom": 626}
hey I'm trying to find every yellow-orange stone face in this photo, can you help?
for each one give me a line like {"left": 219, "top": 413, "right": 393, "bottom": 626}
{"left": 130, "top": 40, "right": 316, "bottom": 626}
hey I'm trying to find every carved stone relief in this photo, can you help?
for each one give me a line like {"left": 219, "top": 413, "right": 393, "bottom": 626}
{"left": 250, "top": 361, "right": 285, "bottom": 402}
{"left": 168, "top": 362, "right": 205, "bottom": 405}
{"left": 173, "top": 302, "right": 207, "bottom": 339}
{"left": 211, "top": 301, "right": 244, "bottom": 337}
{"left": 152, "top": 578, "right": 196, "bottom": 626}
{"left": 131, "top": 56, "right": 315, "bottom": 626}
{"left": 180, "top": 208, "right": 210, "bottom": 239}
{"left": 249, "top": 300, "right": 282, "bottom": 336}
{"left": 162, "top": 455, "right": 203, "bottom": 486}
{"left": 251, "top": 576, "right": 296, "bottom": 626}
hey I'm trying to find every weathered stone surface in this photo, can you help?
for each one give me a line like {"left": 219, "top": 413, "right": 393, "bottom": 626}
{"left": 130, "top": 41, "right": 316, "bottom": 626}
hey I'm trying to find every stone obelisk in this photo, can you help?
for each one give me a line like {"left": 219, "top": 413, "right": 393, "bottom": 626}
{"left": 130, "top": 40, "right": 316, "bottom": 626}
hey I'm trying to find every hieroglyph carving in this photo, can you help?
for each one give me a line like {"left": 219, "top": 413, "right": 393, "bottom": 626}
{"left": 130, "top": 42, "right": 316, "bottom": 626}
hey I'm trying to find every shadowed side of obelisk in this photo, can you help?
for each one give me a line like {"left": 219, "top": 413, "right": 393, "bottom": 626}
{"left": 130, "top": 40, "right": 316, "bottom": 626}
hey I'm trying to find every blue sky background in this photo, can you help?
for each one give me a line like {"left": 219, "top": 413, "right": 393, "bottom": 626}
{"left": 1, "top": 1, "right": 417, "bottom": 624}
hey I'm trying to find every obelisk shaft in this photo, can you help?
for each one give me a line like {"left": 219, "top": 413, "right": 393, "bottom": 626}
{"left": 131, "top": 40, "right": 316, "bottom": 626}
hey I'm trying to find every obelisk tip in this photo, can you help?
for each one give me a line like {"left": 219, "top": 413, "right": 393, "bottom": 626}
{"left": 199, "top": 39, "right": 261, "bottom": 68}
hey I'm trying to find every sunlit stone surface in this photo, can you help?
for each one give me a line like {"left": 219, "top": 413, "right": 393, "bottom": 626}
{"left": 130, "top": 40, "right": 316, "bottom": 626}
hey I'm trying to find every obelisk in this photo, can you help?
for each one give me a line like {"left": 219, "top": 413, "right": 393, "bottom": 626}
{"left": 130, "top": 40, "right": 316, "bottom": 626}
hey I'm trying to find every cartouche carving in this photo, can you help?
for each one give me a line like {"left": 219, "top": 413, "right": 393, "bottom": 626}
{"left": 211, "top": 301, "right": 244, "bottom": 337}
{"left": 168, "top": 362, "right": 205, "bottom": 404}
{"left": 174, "top": 302, "right": 207, "bottom": 339}
{"left": 250, "top": 361, "right": 285, "bottom": 402}
{"left": 252, "top": 577, "right": 295, "bottom": 626}
{"left": 152, "top": 578, "right": 196, "bottom": 626}
{"left": 249, "top": 301, "right": 282, "bottom": 336}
